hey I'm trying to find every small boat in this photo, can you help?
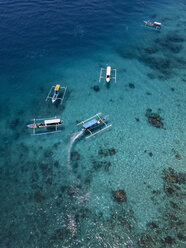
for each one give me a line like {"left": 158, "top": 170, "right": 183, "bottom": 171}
{"left": 144, "top": 20, "right": 162, "bottom": 29}
{"left": 46, "top": 84, "right": 67, "bottom": 105}
{"left": 27, "top": 117, "right": 63, "bottom": 135}
{"left": 99, "top": 66, "right": 117, "bottom": 83}
{"left": 52, "top": 84, "right": 60, "bottom": 103}
{"left": 77, "top": 112, "right": 112, "bottom": 139}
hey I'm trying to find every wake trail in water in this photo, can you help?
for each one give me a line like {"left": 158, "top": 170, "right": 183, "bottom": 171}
{"left": 67, "top": 130, "right": 83, "bottom": 170}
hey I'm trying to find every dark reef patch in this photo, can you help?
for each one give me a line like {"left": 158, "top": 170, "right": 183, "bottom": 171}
{"left": 113, "top": 189, "right": 127, "bottom": 202}
{"left": 147, "top": 73, "right": 156, "bottom": 79}
{"left": 155, "top": 38, "right": 183, "bottom": 54}
{"left": 92, "top": 160, "right": 111, "bottom": 171}
{"left": 146, "top": 92, "right": 152, "bottom": 95}
{"left": 137, "top": 166, "right": 186, "bottom": 247}
{"left": 147, "top": 222, "right": 159, "bottom": 229}
{"left": 71, "top": 151, "right": 80, "bottom": 161}
{"left": 144, "top": 47, "right": 158, "bottom": 54}
{"left": 166, "top": 34, "right": 184, "bottom": 42}
{"left": 92, "top": 85, "right": 100, "bottom": 92}
{"left": 138, "top": 233, "right": 155, "bottom": 247}
{"left": 163, "top": 235, "right": 175, "bottom": 245}
{"left": 148, "top": 152, "right": 153, "bottom": 157}
{"left": 128, "top": 83, "right": 135, "bottom": 89}
{"left": 34, "top": 191, "right": 45, "bottom": 203}
{"left": 135, "top": 117, "right": 140, "bottom": 122}
{"left": 98, "top": 148, "right": 117, "bottom": 157}
{"left": 145, "top": 108, "right": 164, "bottom": 129}
{"left": 9, "top": 118, "right": 20, "bottom": 129}
{"left": 163, "top": 167, "right": 186, "bottom": 185}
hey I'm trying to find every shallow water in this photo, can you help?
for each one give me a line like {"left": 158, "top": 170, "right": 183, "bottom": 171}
{"left": 0, "top": 0, "right": 186, "bottom": 247}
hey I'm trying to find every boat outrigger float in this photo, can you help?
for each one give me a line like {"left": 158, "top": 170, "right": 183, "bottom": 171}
{"left": 77, "top": 113, "right": 112, "bottom": 139}
{"left": 144, "top": 20, "right": 162, "bottom": 29}
{"left": 46, "top": 84, "right": 67, "bottom": 104}
{"left": 99, "top": 66, "right": 117, "bottom": 83}
{"left": 27, "top": 117, "right": 63, "bottom": 136}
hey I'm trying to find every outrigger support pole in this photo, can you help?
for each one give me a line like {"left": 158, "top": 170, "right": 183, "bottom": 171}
{"left": 86, "top": 124, "right": 112, "bottom": 139}
{"left": 33, "top": 118, "right": 35, "bottom": 135}
{"left": 97, "top": 113, "right": 107, "bottom": 126}
{"left": 31, "top": 130, "right": 62, "bottom": 136}
{"left": 60, "top": 86, "right": 67, "bottom": 105}
{"left": 77, "top": 113, "right": 102, "bottom": 126}
{"left": 45, "top": 86, "right": 54, "bottom": 102}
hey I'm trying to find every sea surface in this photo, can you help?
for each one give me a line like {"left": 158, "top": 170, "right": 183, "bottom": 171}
{"left": 0, "top": 0, "right": 186, "bottom": 247}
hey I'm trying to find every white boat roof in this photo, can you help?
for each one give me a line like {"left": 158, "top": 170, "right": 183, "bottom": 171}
{"left": 154, "top": 22, "right": 161, "bottom": 25}
{"left": 44, "top": 118, "right": 60, "bottom": 125}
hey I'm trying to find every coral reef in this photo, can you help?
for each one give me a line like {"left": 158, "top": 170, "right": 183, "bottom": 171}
{"left": 128, "top": 83, "right": 135, "bottom": 89}
{"left": 92, "top": 160, "right": 112, "bottom": 171}
{"left": 71, "top": 151, "right": 80, "bottom": 161}
{"left": 98, "top": 147, "right": 117, "bottom": 157}
{"left": 145, "top": 108, "right": 164, "bottom": 129}
{"left": 93, "top": 85, "right": 100, "bottom": 92}
{"left": 113, "top": 189, "right": 127, "bottom": 202}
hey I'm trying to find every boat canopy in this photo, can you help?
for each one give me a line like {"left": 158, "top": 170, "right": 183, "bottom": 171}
{"left": 154, "top": 22, "right": 161, "bottom": 25}
{"left": 44, "top": 118, "right": 61, "bottom": 125}
{"left": 55, "top": 84, "right": 60, "bottom": 91}
{"left": 83, "top": 119, "right": 97, "bottom": 129}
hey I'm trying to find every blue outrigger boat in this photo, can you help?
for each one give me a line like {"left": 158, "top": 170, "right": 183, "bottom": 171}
{"left": 27, "top": 117, "right": 63, "bottom": 136}
{"left": 77, "top": 112, "right": 112, "bottom": 139}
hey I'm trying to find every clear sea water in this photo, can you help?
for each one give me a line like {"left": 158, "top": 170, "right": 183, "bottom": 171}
{"left": 0, "top": 0, "right": 186, "bottom": 247}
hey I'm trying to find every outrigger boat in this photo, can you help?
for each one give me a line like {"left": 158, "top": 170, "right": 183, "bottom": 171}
{"left": 45, "top": 84, "right": 67, "bottom": 104}
{"left": 77, "top": 112, "right": 112, "bottom": 139}
{"left": 144, "top": 20, "right": 162, "bottom": 29}
{"left": 27, "top": 117, "right": 63, "bottom": 136}
{"left": 99, "top": 66, "right": 117, "bottom": 83}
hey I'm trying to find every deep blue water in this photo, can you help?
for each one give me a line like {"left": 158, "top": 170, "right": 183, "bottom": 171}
{"left": 0, "top": 0, "right": 186, "bottom": 247}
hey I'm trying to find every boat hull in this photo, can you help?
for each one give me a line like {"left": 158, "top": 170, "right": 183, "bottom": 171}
{"left": 27, "top": 124, "right": 37, "bottom": 129}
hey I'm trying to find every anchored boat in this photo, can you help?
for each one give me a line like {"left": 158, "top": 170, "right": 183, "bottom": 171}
{"left": 46, "top": 84, "right": 67, "bottom": 104}
{"left": 27, "top": 117, "right": 63, "bottom": 135}
{"left": 144, "top": 20, "right": 162, "bottom": 29}
{"left": 77, "top": 112, "right": 112, "bottom": 139}
{"left": 99, "top": 66, "right": 117, "bottom": 83}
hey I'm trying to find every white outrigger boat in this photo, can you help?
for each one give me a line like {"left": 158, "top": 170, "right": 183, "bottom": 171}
{"left": 27, "top": 117, "right": 63, "bottom": 136}
{"left": 45, "top": 84, "right": 67, "bottom": 104}
{"left": 99, "top": 66, "right": 117, "bottom": 83}
{"left": 144, "top": 20, "right": 162, "bottom": 30}
{"left": 77, "top": 112, "right": 112, "bottom": 139}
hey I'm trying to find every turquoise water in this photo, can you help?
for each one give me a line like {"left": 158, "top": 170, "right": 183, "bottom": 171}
{"left": 0, "top": 0, "right": 186, "bottom": 247}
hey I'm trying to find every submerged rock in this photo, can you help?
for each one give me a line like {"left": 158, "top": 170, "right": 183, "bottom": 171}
{"left": 147, "top": 222, "right": 159, "bottom": 229}
{"left": 98, "top": 148, "right": 117, "bottom": 157}
{"left": 138, "top": 233, "right": 155, "bottom": 247}
{"left": 163, "top": 235, "right": 175, "bottom": 244}
{"left": 129, "top": 83, "right": 135, "bottom": 89}
{"left": 163, "top": 167, "right": 186, "bottom": 184}
{"left": 71, "top": 151, "right": 80, "bottom": 161}
{"left": 144, "top": 47, "right": 158, "bottom": 54}
{"left": 148, "top": 152, "right": 153, "bottom": 157}
{"left": 93, "top": 160, "right": 111, "bottom": 171}
{"left": 164, "top": 186, "right": 175, "bottom": 196}
{"left": 175, "top": 153, "right": 181, "bottom": 160}
{"left": 113, "top": 189, "right": 127, "bottom": 202}
{"left": 167, "top": 34, "right": 184, "bottom": 42}
{"left": 34, "top": 191, "right": 45, "bottom": 203}
{"left": 109, "top": 148, "right": 117, "bottom": 156}
{"left": 145, "top": 109, "right": 164, "bottom": 128}
{"left": 177, "top": 232, "right": 186, "bottom": 241}
{"left": 93, "top": 85, "right": 100, "bottom": 92}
